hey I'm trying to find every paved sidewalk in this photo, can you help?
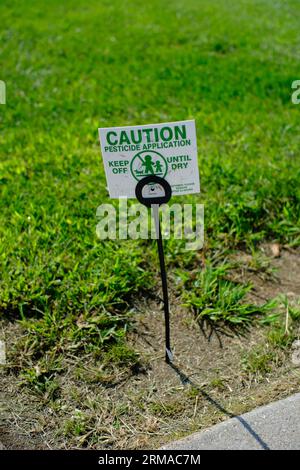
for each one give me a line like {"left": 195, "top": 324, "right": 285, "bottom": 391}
{"left": 161, "top": 393, "right": 300, "bottom": 450}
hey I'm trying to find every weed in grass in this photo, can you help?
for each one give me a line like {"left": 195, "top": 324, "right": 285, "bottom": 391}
{"left": 242, "top": 347, "right": 275, "bottom": 375}
{"left": 289, "top": 305, "right": 300, "bottom": 322}
{"left": 265, "top": 295, "right": 300, "bottom": 349}
{"left": 280, "top": 295, "right": 300, "bottom": 323}
{"left": 63, "top": 410, "right": 89, "bottom": 438}
{"left": 267, "top": 328, "right": 294, "bottom": 349}
{"left": 102, "top": 343, "right": 140, "bottom": 368}
{"left": 209, "top": 377, "right": 226, "bottom": 391}
{"left": 21, "top": 364, "right": 61, "bottom": 400}
{"left": 181, "top": 264, "right": 275, "bottom": 327}
{"left": 149, "top": 400, "right": 186, "bottom": 418}
{"left": 186, "top": 386, "right": 200, "bottom": 399}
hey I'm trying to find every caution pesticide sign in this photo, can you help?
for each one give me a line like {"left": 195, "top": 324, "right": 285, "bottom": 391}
{"left": 98, "top": 120, "right": 200, "bottom": 198}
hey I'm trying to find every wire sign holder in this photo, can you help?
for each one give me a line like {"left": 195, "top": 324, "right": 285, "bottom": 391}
{"left": 135, "top": 175, "right": 173, "bottom": 364}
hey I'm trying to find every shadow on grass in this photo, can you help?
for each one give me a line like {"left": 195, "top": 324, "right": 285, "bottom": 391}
{"left": 169, "top": 363, "right": 270, "bottom": 450}
{"left": 196, "top": 317, "right": 251, "bottom": 348}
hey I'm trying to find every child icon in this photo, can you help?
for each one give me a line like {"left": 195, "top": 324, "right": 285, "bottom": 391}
{"left": 142, "top": 155, "right": 155, "bottom": 174}
{"left": 155, "top": 160, "right": 163, "bottom": 174}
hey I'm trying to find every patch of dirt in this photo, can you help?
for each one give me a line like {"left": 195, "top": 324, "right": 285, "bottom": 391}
{"left": 0, "top": 248, "right": 300, "bottom": 449}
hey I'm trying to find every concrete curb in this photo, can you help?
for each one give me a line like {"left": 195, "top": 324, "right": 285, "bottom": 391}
{"left": 161, "top": 393, "right": 300, "bottom": 450}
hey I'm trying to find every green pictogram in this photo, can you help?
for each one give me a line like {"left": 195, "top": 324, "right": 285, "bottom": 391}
{"left": 130, "top": 150, "right": 168, "bottom": 181}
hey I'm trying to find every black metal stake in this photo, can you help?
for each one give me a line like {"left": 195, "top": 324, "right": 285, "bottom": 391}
{"left": 152, "top": 204, "right": 173, "bottom": 364}
{"left": 135, "top": 175, "right": 173, "bottom": 364}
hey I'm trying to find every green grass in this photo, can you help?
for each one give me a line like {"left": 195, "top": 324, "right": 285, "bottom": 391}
{"left": 1, "top": 0, "right": 300, "bottom": 379}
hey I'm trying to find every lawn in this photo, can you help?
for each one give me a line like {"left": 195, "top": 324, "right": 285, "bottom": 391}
{"left": 0, "top": 0, "right": 300, "bottom": 449}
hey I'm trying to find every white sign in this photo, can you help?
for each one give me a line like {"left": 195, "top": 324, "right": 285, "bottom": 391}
{"left": 99, "top": 120, "right": 200, "bottom": 198}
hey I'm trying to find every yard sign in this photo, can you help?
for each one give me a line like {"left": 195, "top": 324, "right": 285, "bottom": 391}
{"left": 98, "top": 119, "right": 200, "bottom": 364}
{"left": 99, "top": 120, "right": 200, "bottom": 198}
